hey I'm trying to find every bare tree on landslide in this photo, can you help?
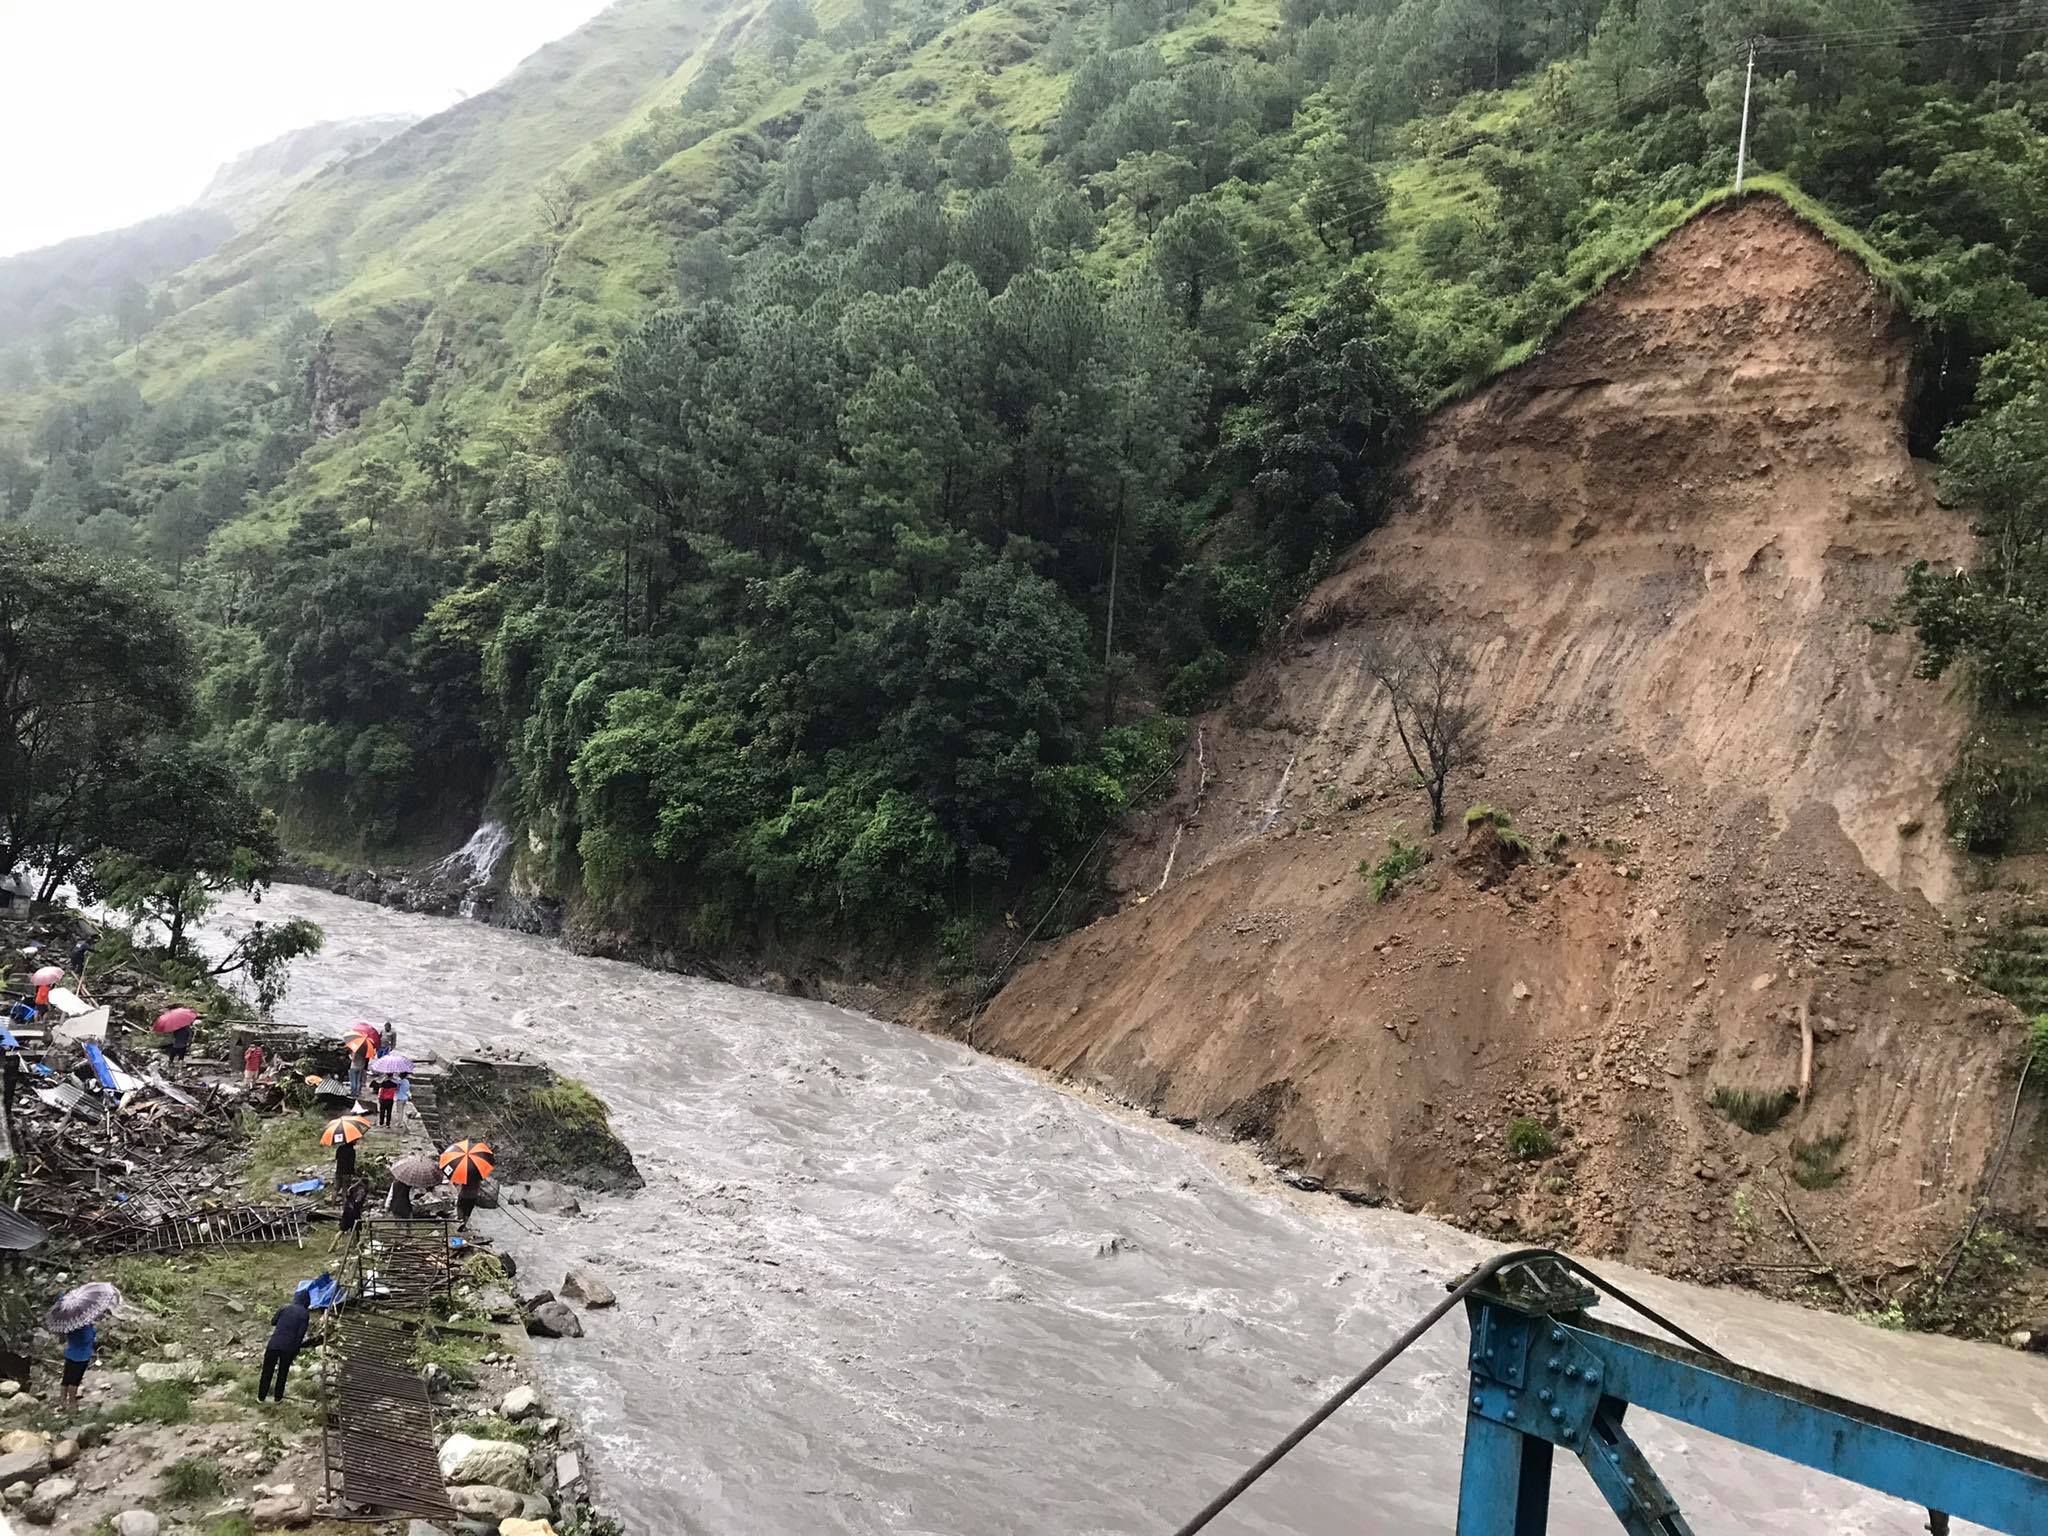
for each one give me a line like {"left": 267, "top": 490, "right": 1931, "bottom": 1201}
{"left": 1363, "top": 632, "right": 1476, "bottom": 834}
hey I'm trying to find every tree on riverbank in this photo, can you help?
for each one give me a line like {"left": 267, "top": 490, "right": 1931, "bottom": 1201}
{"left": 0, "top": 528, "right": 189, "bottom": 898}
{"left": 94, "top": 749, "right": 284, "bottom": 956}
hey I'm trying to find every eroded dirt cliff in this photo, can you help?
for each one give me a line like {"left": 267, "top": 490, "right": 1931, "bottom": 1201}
{"left": 978, "top": 198, "right": 2044, "bottom": 1307}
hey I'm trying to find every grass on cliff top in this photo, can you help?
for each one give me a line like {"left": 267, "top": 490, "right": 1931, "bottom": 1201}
{"left": 1430, "top": 175, "right": 1910, "bottom": 407}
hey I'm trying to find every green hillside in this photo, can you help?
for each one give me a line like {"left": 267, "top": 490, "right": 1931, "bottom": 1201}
{"left": 3, "top": 0, "right": 2046, "bottom": 960}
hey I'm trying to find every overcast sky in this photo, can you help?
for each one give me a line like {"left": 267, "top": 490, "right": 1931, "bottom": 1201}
{"left": 0, "top": 0, "right": 614, "bottom": 256}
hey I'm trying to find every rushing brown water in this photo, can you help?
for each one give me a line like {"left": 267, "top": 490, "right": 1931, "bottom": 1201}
{"left": 214, "top": 886, "right": 2047, "bottom": 1535}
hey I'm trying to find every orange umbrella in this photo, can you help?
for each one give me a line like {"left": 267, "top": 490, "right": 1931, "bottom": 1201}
{"left": 344, "top": 1034, "right": 372, "bottom": 1057}
{"left": 321, "top": 1115, "right": 370, "bottom": 1146}
{"left": 438, "top": 1139, "right": 494, "bottom": 1185}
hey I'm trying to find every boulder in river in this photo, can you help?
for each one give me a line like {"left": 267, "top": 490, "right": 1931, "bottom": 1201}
{"left": 526, "top": 1300, "right": 583, "bottom": 1339}
{"left": 560, "top": 1269, "right": 615, "bottom": 1307}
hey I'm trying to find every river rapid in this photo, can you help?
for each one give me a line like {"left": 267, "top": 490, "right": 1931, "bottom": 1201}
{"left": 213, "top": 885, "right": 2047, "bottom": 1535}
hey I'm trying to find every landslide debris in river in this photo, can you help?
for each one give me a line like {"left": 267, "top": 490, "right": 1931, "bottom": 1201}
{"left": 977, "top": 197, "right": 2047, "bottom": 1316}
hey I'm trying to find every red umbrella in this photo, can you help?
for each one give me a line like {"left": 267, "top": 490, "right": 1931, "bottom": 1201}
{"left": 31, "top": 966, "right": 63, "bottom": 988}
{"left": 153, "top": 1007, "right": 198, "bottom": 1034}
{"left": 348, "top": 1022, "right": 382, "bottom": 1051}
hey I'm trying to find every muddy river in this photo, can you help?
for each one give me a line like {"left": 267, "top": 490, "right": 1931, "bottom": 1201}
{"left": 215, "top": 885, "right": 2047, "bottom": 1534}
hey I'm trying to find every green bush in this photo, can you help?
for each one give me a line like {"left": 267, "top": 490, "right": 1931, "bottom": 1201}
{"left": 1710, "top": 1086, "right": 1798, "bottom": 1134}
{"left": 162, "top": 1455, "right": 224, "bottom": 1498}
{"left": 1163, "top": 649, "right": 1241, "bottom": 714}
{"left": 1464, "top": 803, "right": 1532, "bottom": 859}
{"left": 1506, "top": 1117, "right": 1555, "bottom": 1160}
{"left": 121, "top": 1379, "right": 192, "bottom": 1425}
{"left": 1362, "top": 832, "right": 1429, "bottom": 902}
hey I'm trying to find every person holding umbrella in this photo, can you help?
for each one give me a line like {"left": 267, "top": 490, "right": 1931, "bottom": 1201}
{"left": 45, "top": 1282, "right": 119, "bottom": 1415}
{"left": 441, "top": 1140, "right": 494, "bottom": 1231}
{"left": 323, "top": 1114, "right": 369, "bottom": 1186}
{"left": 370, "top": 1052, "right": 413, "bottom": 1127}
{"left": 344, "top": 1034, "right": 371, "bottom": 1104}
{"left": 154, "top": 1007, "right": 198, "bottom": 1069}
{"left": 386, "top": 1153, "right": 440, "bottom": 1220}
{"left": 30, "top": 965, "right": 62, "bottom": 1011}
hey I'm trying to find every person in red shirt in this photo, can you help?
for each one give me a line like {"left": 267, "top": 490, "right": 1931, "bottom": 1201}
{"left": 243, "top": 1043, "right": 265, "bottom": 1088}
{"left": 375, "top": 1076, "right": 397, "bottom": 1129}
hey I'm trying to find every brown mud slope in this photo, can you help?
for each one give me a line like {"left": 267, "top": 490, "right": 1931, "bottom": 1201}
{"left": 980, "top": 198, "right": 2046, "bottom": 1298}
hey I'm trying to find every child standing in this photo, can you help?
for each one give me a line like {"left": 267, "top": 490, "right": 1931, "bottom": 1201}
{"left": 59, "top": 1322, "right": 96, "bottom": 1414}
{"left": 243, "top": 1042, "right": 265, "bottom": 1088}
{"left": 376, "top": 1076, "right": 397, "bottom": 1128}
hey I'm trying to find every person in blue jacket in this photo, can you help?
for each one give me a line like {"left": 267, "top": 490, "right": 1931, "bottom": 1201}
{"left": 59, "top": 1322, "right": 96, "bottom": 1413}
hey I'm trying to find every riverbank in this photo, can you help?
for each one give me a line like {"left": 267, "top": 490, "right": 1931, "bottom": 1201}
{"left": 0, "top": 906, "right": 637, "bottom": 1533}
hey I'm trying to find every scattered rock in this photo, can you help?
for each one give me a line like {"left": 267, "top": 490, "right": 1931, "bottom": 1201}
{"left": 0, "top": 1433, "right": 44, "bottom": 1457}
{"left": 159, "top": 1342, "right": 186, "bottom": 1361}
{"left": 439, "top": 1434, "right": 534, "bottom": 1491}
{"left": 560, "top": 1269, "right": 616, "bottom": 1308}
{"left": 2004, "top": 1329, "right": 2033, "bottom": 1351}
{"left": 22, "top": 1474, "right": 75, "bottom": 1524}
{"left": 422, "top": 1362, "right": 450, "bottom": 1393}
{"left": 1511, "top": 981, "right": 1531, "bottom": 1000}
{"left": 554, "top": 1450, "right": 583, "bottom": 1490}
{"left": 447, "top": 1484, "right": 524, "bottom": 1520}
{"left": 2, "top": 1482, "right": 27, "bottom": 1505}
{"left": 501, "top": 1385, "right": 540, "bottom": 1421}
{"left": 250, "top": 1492, "right": 315, "bottom": 1527}
{"left": 406, "top": 1522, "right": 451, "bottom": 1536}
{"left": 500, "top": 1519, "right": 560, "bottom": 1536}
{"left": 47, "top": 1440, "right": 76, "bottom": 1471}
{"left": 526, "top": 1300, "right": 583, "bottom": 1340}
{"left": 113, "top": 1512, "right": 161, "bottom": 1536}
{"left": 0, "top": 1448, "right": 51, "bottom": 1486}
{"left": 134, "top": 1361, "right": 201, "bottom": 1384}
{"left": 0, "top": 1382, "right": 18, "bottom": 1399}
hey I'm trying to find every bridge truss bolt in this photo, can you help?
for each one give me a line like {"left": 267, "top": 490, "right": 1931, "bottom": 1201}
{"left": 1544, "top": 1357, "right": 1560, "bottom": 1372}
{"left": 1549, "top": 1406, "right": 1563, "bottom": 1423}
{"left": 1538, "top": 1389, "right": 1553, "bottom": 1403}
{"left": 1505, "top": 1410, "right": 1518, "bottom": 1423}
{"left": 1586, "top": 1372, "right": 1600, "bottom": 1387}
{"left": 1563, "top": 1427, "right": 1576, "bottom": 1441}
{"left": 1565, "top": 1366, "right": 1580, "bottom": 1379}
{"left": 1550, "top": 1329, "right": 1565, "bottom": 1343}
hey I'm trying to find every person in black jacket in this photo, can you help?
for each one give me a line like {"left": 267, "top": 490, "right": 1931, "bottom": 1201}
{"left": 260, "top": 1289, "right": 311, "bottom": 1402}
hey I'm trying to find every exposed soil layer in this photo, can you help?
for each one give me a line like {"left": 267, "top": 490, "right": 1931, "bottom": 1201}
{"left": 978, "top": 198, "right": 2048, "bottom": 1310}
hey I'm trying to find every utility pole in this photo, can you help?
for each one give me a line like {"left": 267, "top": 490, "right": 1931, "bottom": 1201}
{"left": 1735, "top": 37, "right": 1757, "bottom": 196}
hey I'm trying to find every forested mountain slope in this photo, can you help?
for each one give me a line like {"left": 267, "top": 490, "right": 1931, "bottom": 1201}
{"left": 1, "top": 0, "right": 2045, "bottom": 989}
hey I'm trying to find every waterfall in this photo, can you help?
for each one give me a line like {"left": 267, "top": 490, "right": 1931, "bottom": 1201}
{"left": 431, "top": 820, "right": 513, "bottom": 917}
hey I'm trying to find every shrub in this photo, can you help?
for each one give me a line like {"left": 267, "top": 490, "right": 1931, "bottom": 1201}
{"left": 1464, "top": 803, "right": 1532, "bottom": 858}
{"left": 1362, "top": 832, "right": 1429, "bottom": 901}
{"left": 1710, "top": 1086, "right": 1797, "bottom": 1134}
{"left": 2031, "top": 1013, "right": 2048, "bottom": 1070}
{"left": 162, "top": 1455, "right": 224, "bottom": 1498}
{"left": 121, "top": 1379, "right": 192, "bottom": 1425}
{"left": 1506, "top": 1117, "right": 1555, "bottom": 1160}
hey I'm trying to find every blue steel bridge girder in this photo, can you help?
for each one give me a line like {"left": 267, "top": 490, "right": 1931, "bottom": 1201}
{"left": 1455, "top": 1259, "right": 2048, "bottom": 1536}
